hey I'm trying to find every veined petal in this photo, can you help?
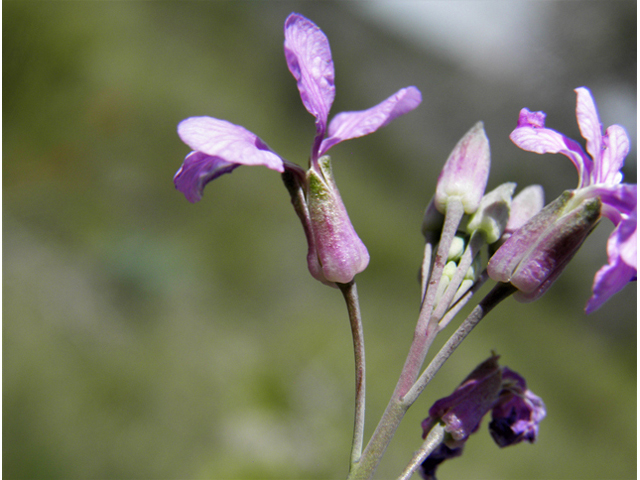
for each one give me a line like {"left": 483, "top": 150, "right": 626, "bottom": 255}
{"left": 174, "top": 151, "right": 240, "bottom": 203}
{"left": 599, "top": 124, "right": 628, "bottom": 185}
{"left": 319, "top": 86, "right": 422, "bottom": 156}
{"left": 178, "top": 116, "right": 284, "bottom": 172}
{"left": 510, "top": 109, "right": 593, "bottom": 188}
{"left": 284, "top": 13, "right": 335, "bottom": 141}
{"left": 575, "top": 87, "right": 603, "bottom": 167}
{"left": 585, "top": 215, "right": 637, "bottom": 313}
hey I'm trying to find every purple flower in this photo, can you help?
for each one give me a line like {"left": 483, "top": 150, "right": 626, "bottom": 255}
{"left": 489, "top": 367, "right": 546, "bottom": 447}
{"left": 174, "top": 13, "right": 421, "bottom": 285}
{"left": 506, "top": 87, "right": 636, "bottom": 312}
{"left": 421, "top": 357, "right": 545, "bottom": 478}
{"left": 421, "top": 355, "right": 503, "bottom": 447}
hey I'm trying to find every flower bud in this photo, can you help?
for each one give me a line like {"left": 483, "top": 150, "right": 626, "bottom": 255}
{"left": 488, "top": 190, "right": 602, "bottom": 302}
{"left": 465, "top": 183, "right": 516, "bottom": 244}
{"left": 305, "top": 156, "right": 370, "bottom": 285}
{"left": 435, "top": 122, "right": 491, "bottom": 215}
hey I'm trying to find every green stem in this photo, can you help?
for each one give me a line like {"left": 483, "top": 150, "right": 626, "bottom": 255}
{"left": 403, "top": 282, "right": 517, "bottom": 406}
{"left": 396, "top": 423, "right": 446, "bottom": 480}
{"left": 348, "top": 200, "right": 465, "bottom": 480}
{"left": 338, "top": 281, "right": 366, "bottom": 468}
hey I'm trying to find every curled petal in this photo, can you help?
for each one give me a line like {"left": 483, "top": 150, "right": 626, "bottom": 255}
{"left": 174, "top": 152, "right": 240, "bottom": 203}
{"left": 590, "top": 183, "right": 637, "bottom": 225}
{"left": 284, "top": 13, "right": 335, "bottom": 143}
{"left": 510, "top": 109, "right": 593, "bottom": 188}
{"left": 178, "top": 117, "right": 284, "bottom": 172}
{"left": 585, "top": 205, "right": 636, "bottom": 313}
{"left": 599, "top": 124, "right": 628, "bottom": 185}
{"left": 517, "top": 109, "right": 545, "bottom": 128}
{"left": 319, "top": 86, "right": 422, "bottom": 156}
{"left": 575, "top": 87, "right": 603, "bottom": 167}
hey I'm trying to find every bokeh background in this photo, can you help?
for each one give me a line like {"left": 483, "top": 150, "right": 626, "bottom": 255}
{"left": 4, "top": 1, "right": 636, "bottom": 479}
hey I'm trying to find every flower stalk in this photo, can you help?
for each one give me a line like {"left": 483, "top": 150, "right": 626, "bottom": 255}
{"left": 338, "top": 281, "right": 367, "bottom": 468}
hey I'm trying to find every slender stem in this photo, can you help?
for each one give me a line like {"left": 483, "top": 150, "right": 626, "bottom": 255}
{"left": 403, "top": 282, "right": 517, "bottom": 406}
{"left": 338, "top": 281, "right": 366, "bottom": 468}
{"left": 398, "top": 199, "right": 465, "bottom": 399}
{"left": 430, "top": 230, "right": 485, "bottom": 323}
{"left": 438, "top": 270, "right": 489, "bottom": 332}
{"left": 420, "top": 242, "right": 434, "bottom": 302}
{"left": 348, "top": 200, "right": 465, "bottom": 480}
{"left": 396, "top": 423, "right": 446, "bottom": 480}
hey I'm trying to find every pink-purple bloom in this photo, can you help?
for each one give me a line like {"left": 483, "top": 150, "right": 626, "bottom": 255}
{"left": 174, "top": 13, "right": 421, "bottom": 285}
{"left": 502, "top": 87, "right": 636, "bottom": 312}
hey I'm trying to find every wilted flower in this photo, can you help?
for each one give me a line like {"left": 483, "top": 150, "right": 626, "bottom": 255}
{"left": 489, "top": 367, "right": 546, "bottom": 447}
{"left": 421, "top": 355, "right": 503, "bottom": 448}
{"left": 421, "top": 356, "right": 544, "bottom": 479}
{"left": 492, "top": 87, "right": 636, "bottom": 311}
{"left": 174, "top": 13, "right": 421, "bottom": 285}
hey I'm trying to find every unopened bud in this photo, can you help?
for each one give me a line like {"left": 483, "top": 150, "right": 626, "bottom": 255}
{"left": 306, "top": 156, "right": 370, "bottom": 285}
{"left": 466, "top": 183, "right": 516, "bottom": 244}
{"left": 435, "top": 122, "right": 491, "bottom": 215}
{"left": 488, "top": 190, "right": 602, "bottom": 302}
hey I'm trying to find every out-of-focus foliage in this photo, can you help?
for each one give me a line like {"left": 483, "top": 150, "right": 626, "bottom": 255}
{"left": 4, "top": 2, "right": 635, "bottom": 479}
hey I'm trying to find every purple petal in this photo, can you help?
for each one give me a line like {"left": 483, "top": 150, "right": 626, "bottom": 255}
{"left": 575, "top": 87, "right": 603, "bottom": 166}
{"left": 585, "top": 213, "right": 637, "bottom": 313}
{"left": 592, "top": 183, "right": 637, "bottom": 225}
{"left": 510, "top": 109, "right": 593, "bottom": 188}
{"left": 618, "top": 207, "right": 638, "bottom": 270}
{"left": 319, "top": 86, "right": 422, "bottom": 155}
{"left": 598, "top": 124, "right": 628, "bottom": 185}
{"left": 174, "top": 151, "right": 240, "bottom": 203}
{"left": 178, "top": 117, "right": 284, "bottom": 172}
{"left": 284, "top": 13, "right": 335, "bottom": 144}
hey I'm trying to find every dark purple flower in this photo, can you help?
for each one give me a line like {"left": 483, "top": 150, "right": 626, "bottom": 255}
{"left": 421, "top": 355, "right": 503, "bottom": 447}
{"left": 489, "top": 367, "right": 546, "bottom": 447}
{"left": 174, "top": 13, "right": 421, "bottom": 285}
{"left": 421, "top": 357, "right": 545, "bottom": 478}
{"left": 505, "top": 87, "right": 636, "bottom": 312}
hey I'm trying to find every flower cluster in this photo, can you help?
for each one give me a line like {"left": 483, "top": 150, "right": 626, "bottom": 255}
{"left": 173, "top": 11, "right": 635, "bottom": 479}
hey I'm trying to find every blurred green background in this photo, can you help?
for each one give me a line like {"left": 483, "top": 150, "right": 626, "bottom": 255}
{"left": 4, "top": 1, "right": 636, "bottom": 479}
